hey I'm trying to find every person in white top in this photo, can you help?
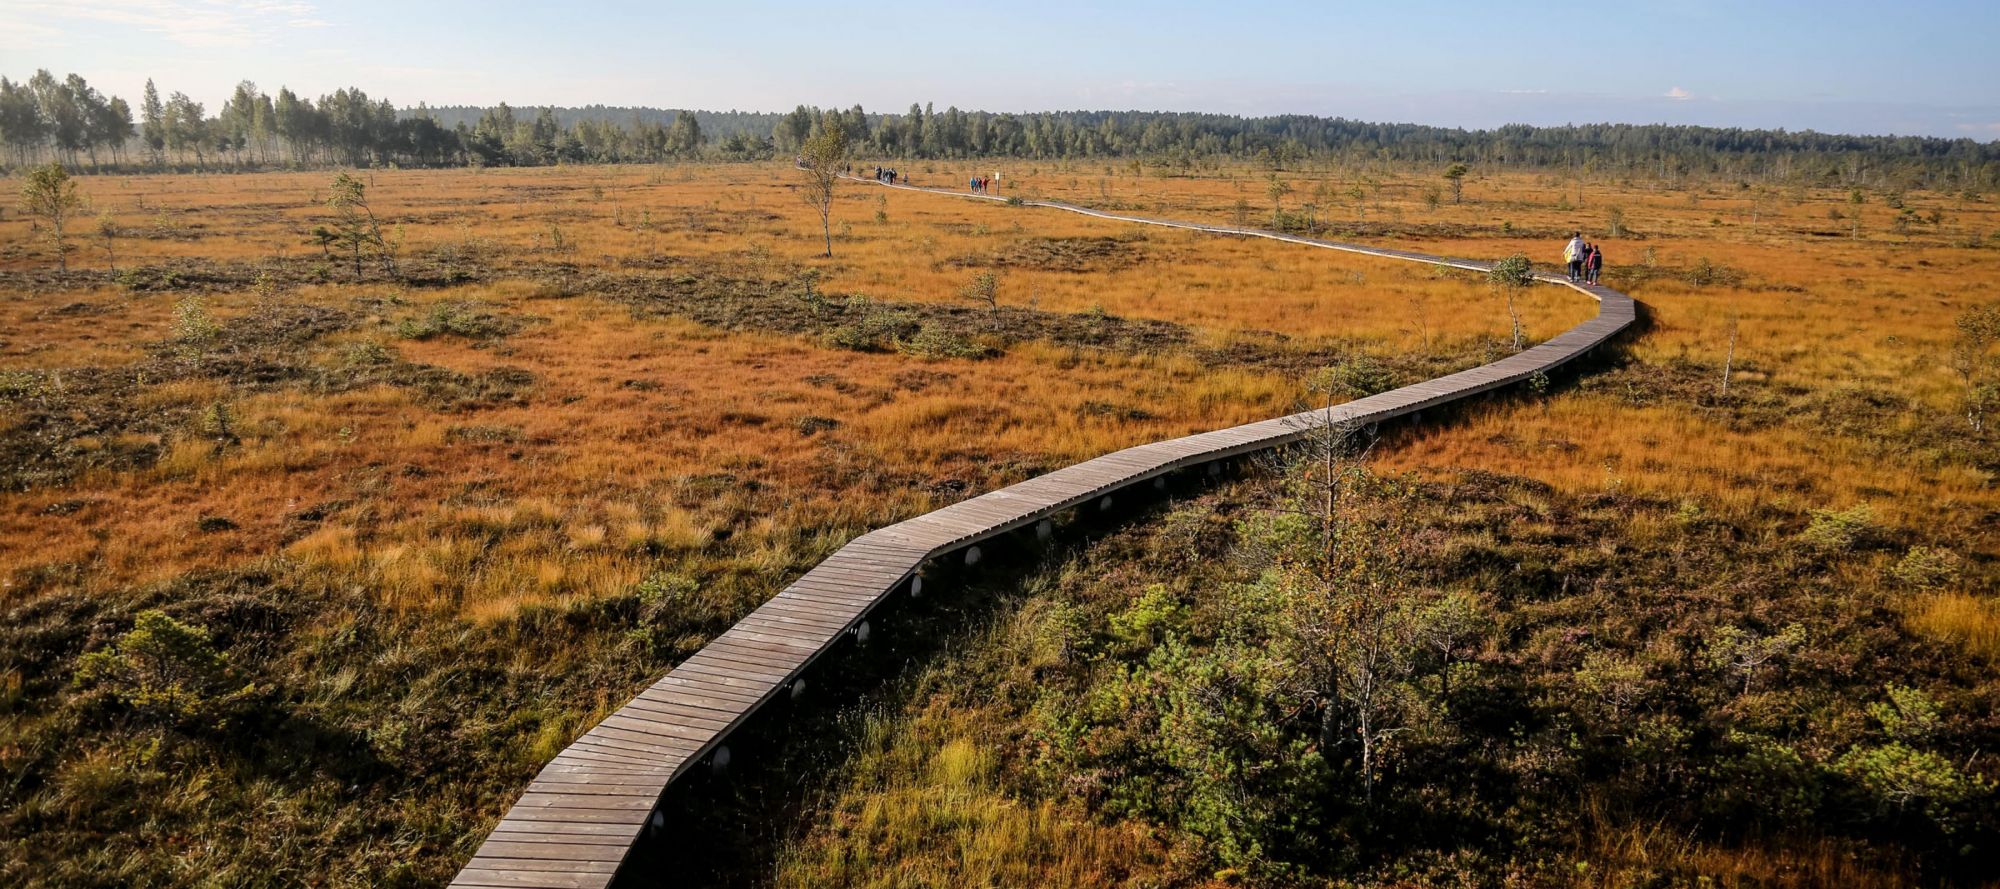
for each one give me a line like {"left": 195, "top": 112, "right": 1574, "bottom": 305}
{"left": 1563, "top": 232, "right": 1586, "bottom": 282}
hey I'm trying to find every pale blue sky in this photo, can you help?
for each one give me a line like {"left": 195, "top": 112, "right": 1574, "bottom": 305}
{"left": 3, "top": 0, "right": 1997, "bottom": 138}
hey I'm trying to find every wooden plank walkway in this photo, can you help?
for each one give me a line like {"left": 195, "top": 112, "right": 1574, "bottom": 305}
{"left": 447, "top": 176, "right": 1639, "bottom": 888}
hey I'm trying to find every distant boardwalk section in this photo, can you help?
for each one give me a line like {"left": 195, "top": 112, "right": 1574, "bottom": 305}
{"left": 447, "top": 179, "right": 1639, "bottom": 889}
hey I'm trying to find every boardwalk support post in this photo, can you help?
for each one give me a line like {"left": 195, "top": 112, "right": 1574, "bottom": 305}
{"left": 710, "top": 745, "right": 732, "bottom": 776}
{"left": 1097, "top": 495, "right": 1114, "bottom": 512}
{"left": 963, "top": 545, "right": 982, "bottom": 567}
{"left": 908, "top": 575, "right": 924, "bottom": 599}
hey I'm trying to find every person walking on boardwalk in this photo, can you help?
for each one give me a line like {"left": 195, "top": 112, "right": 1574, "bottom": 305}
{"left": 1586, "top": 242, "right": 1604, "bottom": 285}
{"left": 1564, "top": 232, "right": 1585, "bottom": 282}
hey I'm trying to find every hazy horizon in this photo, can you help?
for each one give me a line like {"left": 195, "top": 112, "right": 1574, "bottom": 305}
{"left": 4, "top": 0, "right": 1997, "bottom": 141}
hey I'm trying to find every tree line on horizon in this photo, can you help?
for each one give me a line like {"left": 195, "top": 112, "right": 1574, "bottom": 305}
{"left": 4, "top": 69, "right": 1998, "bottom": 191}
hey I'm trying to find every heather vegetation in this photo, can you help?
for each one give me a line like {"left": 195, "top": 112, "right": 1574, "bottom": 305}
{"left": 2, "top": 150, "right": 1997, "bottom": 888}
{"left": 780, "top": 447, "right": 1999, "bottom": 886}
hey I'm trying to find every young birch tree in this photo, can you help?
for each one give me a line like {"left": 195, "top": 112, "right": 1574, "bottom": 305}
{"left": 1269, "top": 411, "right": 1429, "bottom": 805}
{"left": 19, "top": 162, "right": 83, "bottom": 270}
{"left": 798, "top": 124, "right": 847, "bottom": 257}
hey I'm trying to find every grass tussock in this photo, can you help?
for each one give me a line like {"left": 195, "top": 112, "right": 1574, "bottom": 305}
{"left": 1907, "top": 592, "right": 2000, "bottom": 659}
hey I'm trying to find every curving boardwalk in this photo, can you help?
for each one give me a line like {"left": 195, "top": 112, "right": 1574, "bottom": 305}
{"left": 448, "top": 177, "right": 1638, "bottom": 889}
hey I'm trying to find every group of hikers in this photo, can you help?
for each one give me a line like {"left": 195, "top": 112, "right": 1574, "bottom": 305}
{"left": 806, "top": 159, "right": 1009, "bottom": 196}
{"left": 1563, "top": 232, "right": 1605, "bottom": 285}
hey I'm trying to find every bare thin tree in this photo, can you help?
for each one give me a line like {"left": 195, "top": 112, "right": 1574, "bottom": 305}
{"left": 798, "top": 125, "right": 847, "bottom": 257}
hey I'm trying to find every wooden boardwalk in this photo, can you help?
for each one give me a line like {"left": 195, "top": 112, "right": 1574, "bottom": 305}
{"left": 447, "top": 178, "right": 1638, "bottom": 889}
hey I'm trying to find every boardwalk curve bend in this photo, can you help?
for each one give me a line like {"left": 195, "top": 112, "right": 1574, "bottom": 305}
{"left": 449, "top": 176, "right": 1639, "bottom": 888}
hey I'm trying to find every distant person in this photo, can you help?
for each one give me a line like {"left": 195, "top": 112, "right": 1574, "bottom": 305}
{"left": 1563, "top": 232, "right": 1585, "bottom": 282}
{"left": 1586, "top": 243, "right": 1604, "bottom": 284}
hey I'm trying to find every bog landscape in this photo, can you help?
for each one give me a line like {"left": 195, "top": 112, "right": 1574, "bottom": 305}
{"left": 3, "top": 22, "right": 2000, "bottom": 889}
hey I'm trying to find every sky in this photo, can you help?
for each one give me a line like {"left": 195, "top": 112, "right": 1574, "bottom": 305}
{"left": 3, "top": 0, "right": 1998, "bottom": 139}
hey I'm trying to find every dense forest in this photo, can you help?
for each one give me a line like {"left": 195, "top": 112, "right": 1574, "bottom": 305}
{"left": 4, "top": 69, "right": 2000, "bottom": 189}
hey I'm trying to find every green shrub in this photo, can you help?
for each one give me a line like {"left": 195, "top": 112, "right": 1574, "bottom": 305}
{"left": 1311, "top": 354, "right": 1397, "bottom": 399}
{"left": 343, "top": 340, "right": 395, "bottom": 367}
{"left": 1891, "top": 546, "right": 1962, "bottom": 590}
{"left": 1707, "top": 731, "right": 1822, "bottom": 824}
{"left": 1836, "top": 742, "right": 1987, "bottom": 822}
{"left": 0, "top": 369, "right": 50, "bottom": 402}
{"left": 899, "top": 326, "right": 991, "bottom": 360}
{"left": 1108, "top": 584, "right": 1184, "bottom": 648}
{"left": 1684, "top": 257, "right": 1745, "bottom": 287}
{"left": 1486, "top": 253, "right": 1533, "bottom": 287}
{"left": 173, "top": 293, "right": 219, "bottom": 344}
{"left": 74, "top": 610, "right": 246, "bottom": 724}
{"left": 1799, "top": 504, "right": 1873, "bottom": 552}
{"left": 1702, "top": 623, "right": 1806, "bottom": 693}
{"left": 792, "top": 415, "right": 840, "bottom": 436}
{"left": 396, "top": 302, "right": 515, "bottom": 340}
{"left": 825, "top": 308, "right": 918, "bottom": 352}
{"left": 1869, "top": 685, "right": 1942, "bottom": 744}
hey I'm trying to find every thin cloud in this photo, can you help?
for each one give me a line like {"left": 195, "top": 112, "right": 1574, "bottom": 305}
{"left": 0, "top": 19, "right": 67, "bottom": 51}
{"left": 1666, "top": 86, "right": 1693, "bottom": 100}
{"left": 10, "top": 0, "right": 331, "bottom": 48}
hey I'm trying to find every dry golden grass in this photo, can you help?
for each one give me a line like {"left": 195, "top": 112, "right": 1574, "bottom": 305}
{"left": 0, "top": 289, "right": 1301, "bottom": 613}
{"left": 6, "top": 160, "right": 1995, "bottom": 885}
{"left": 1576, "top": 794, "right": 1915, "bottom": 889}
{"left": 4, "top": 161, "right": 1993, "bottom": 645}
{"left": 1907, "top": 592, "right": 2000, "bottom": 659}
{"left": 775, "top": 733, "right": 1170, "bottom": 889}
{"left": 0, "top": 163, "right": 1591, "bottom": 345}
{"left": 11, "top": 166, "right": 1520, "bottom": 616}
